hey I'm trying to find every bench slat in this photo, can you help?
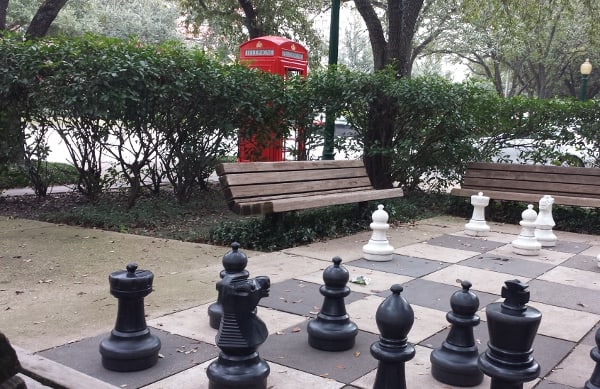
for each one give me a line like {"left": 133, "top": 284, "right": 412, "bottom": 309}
{"left": 216, "top": 160, "right": 403, "bottom": 215}
{"left": 466, "top": 162, "right": 600, "bottom": 177}
{"left": 463, "top": 177, "right": 600, "bottom": 198}
{"left": 224, "top": 177, "right": 373, "bottom": 200}
{"left": 221, "top": 167, "right": 368, "bottom": 186}
{"left": 232, "top": 186, "right": 376, "bottom": 204}
{"left": 464, "top": 170, "right": 600, "bottom": 186}
{"left": 453, "top": 162, "right": 600, "bottom": 208}
{"left": 234, "top": 188, "right": 404, "bottom": 215}
{"left": 451, "top": 188, "right": 600, "bottom": 208}
{"left": 216, "top": 160, "right": 364, "bottom": 175}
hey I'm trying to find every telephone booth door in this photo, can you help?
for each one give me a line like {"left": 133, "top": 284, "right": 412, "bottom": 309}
{"left": 238, "top": 36, "right": 308, "bottom": 162}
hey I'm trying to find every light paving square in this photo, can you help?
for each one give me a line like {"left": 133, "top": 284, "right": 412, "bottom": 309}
{"left": 422, "top": 265, "right": 532, "bottom": 295}
{"left": 395, "top": 242, "right": 480, "bottom": 263}
{"left": 295, "top": 265, "right": 413, "bottom": 295}
{"left": 538, "top": 266, "right": 600, "bottom": 291}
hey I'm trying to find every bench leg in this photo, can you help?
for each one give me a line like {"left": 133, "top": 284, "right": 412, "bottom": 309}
{"left": 357, "top": 201, "right": 369, "bottom": 218}
{"left": 264, "top": 213, "right": 284, "bottom": 226}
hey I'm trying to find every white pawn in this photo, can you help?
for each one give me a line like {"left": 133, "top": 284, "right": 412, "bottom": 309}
{"left": 512, "top": 204, "right": 541, "bottom": 256}
{"left": 363, "top": 204, "right": 394, "bottom": 262}
{"left": 535, "top": 195, "right": 557, "bottom": 247}
{"left": 464, "top": 192, "right": 491, "bottom": 237}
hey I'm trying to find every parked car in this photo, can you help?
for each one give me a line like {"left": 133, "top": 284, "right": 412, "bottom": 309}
{"left": 476, "top": 129, "right": 596, "bottom": 167}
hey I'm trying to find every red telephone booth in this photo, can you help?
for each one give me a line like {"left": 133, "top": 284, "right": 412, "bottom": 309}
{"left": 238, "top": 36, "right": 308, "bottom": 162}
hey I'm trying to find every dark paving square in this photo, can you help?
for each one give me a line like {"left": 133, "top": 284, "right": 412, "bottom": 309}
{"left": 259, "top": 279, "right": 368, "bottom": 317}
{"left": 388, "top": 278, "right": 499, "bottom": 312}
{"left": 527, "top": 279, "right": 600, "bottom": 315}
{"left": 461, "top": 252, "right": 555, "bottom": 278}
{"left": 426, "top": 234, "right": 505, "bottom": 252}
{"left": 547, "top": 240, "right": 592, "bottom": 254}
{"left": 582, "top": 323, "right": 599, "bottom": 347}
{"left": 38, "top": 327, "right": 218, "bottom": 388}
{"left": 348, "top": 254, "right": 451, "bottom": 278}
{"left": 420, "top": 322, "right": 574, "bottom": 377}
{"left": 561, "top": 254, "right": 600, "bottom": 272}
{"left": 532, "top": 380, "right": 575, "bottom": 389}
{"left": 260, "top": 321, "right": 379, "bottom": 384}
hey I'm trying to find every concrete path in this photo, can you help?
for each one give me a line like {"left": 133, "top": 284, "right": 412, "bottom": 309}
{"left": 0, "top": 215, "right": 598, "bottom": 388}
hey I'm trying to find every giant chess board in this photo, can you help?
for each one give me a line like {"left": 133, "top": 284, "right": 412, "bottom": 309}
{"left": 39, "top": 225, "right": 600, "bottom": 389}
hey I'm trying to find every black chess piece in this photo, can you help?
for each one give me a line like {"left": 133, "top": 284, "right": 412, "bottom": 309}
{"left": 430, "top": 280, "right": 483, "bottom": 386}
{"left": 478, "top": 279, "right": 541, "bottom": 389}
{"left": 584, "top": 325, "right": 600, "bottom": 389}
{"left": 99, "top": 263, "right": 161, "bottom": 372}
{"left": 206, "top": 273, "right": 271, "bottom": 389}
{"left": 0, "top": 331, "right": 26, "bottom": 388}
{"left": 370, "top": 284, "right": 415, "bottom": 389}
{"left": 208, "top": 242, "right": 249, "bottom": 329}
{"left": 307, "top": 256, "right": 358, "bottom": 351}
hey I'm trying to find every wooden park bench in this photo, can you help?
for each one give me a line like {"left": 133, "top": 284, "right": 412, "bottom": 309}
{"left": 450, "top": 162, "right": 600, "bottom": 207}
{"left": 215, "top": 160, "right": 404, "bottom": 216}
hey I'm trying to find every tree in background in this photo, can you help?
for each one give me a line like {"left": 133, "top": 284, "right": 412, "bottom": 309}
{"left": 176, "top": 0, "right": 326, "bottom": 65}
{"left": 3, "top": 0, "right": 181, "bottom": 42}
{"left": 351, "top": 0, "right": 454, "bottom": 188}
{"left": 338, "top": 5, "right": 372, "bottom": 72}
{"left": 1, "top": 0, "right": 67, "bottom": 37}
{"left": 434, "top": 0, "right": 599, "bottom": 98}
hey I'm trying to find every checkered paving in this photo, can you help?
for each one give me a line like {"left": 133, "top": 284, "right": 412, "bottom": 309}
{"left": 38, "top": 230, "right": 600, "bottom": 388}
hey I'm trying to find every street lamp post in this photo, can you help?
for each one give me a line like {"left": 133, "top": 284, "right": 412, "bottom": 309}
{"left": 580, "top": 58, "right": 592, "bottom": 101}
{"left": 322, "top": 0, "right": 340, "bottom": 160}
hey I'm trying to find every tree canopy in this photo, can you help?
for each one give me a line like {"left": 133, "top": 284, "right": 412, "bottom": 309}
{"left": 433, "top": 0, "right": 599, "bottom": 98}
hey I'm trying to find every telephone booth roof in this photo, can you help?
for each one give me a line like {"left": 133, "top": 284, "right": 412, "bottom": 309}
{"left": 239, "top": 36, "right": 308, "bottom": 65}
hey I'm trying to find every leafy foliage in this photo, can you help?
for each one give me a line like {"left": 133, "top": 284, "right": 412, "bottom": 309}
{"left": 6, "top": 0, "right": 181, "bottom": 43}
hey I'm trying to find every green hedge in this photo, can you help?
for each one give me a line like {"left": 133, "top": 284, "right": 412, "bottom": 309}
{"left": 2, "top": 33, "right": 599, "bottom": 201}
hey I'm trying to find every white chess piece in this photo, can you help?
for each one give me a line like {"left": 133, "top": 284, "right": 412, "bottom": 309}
{"left": 363, "top": 204, "right": 394, "bottom": 261}
{"left": 597, "top": 254, "right": 600, "bottom": 269}
{"left": 535, "top": 195, "right": 557, "bottom": 247}
{"left": 512, "top": 204, "right": 542, "bottom": 256}
{"left": 464, "top": 192, "right": 491, "bottom": 237}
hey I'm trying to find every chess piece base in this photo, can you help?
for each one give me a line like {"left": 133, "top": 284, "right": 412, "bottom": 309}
{"left": 307, "top": 320, "right": 358, "bottom": 351}
{"left": 511, "top": 238, "right": 541, "bottom": 256}
{"left": 535, "top": 229, "right": 557, "bottom": 247}
{"left": 207, "top": 352, "right": 269, "bottom": 389}
{"left": 363, "top": 252, "right": 393, "bottom": 262}
{"left": 464, "top": 221, "right": 490, "bottom": 237}
{"left": 100, "top": 330, "right": 161, "bottom": 372}
{"left": 478, "top": 351, "right": 540, "bottom": 387}
{"left": 431, "top": 345, "right": 483, "bottom": 387}
{"left": 363, "top": 241, "right": 394, "bottom": 262}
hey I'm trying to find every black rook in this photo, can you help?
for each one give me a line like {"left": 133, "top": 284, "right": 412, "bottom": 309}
{"left": 478, "top": 279, "right": 541, "bottom": 389}
{"left": 99, "top": 263, "right": 161, "bottom": 372}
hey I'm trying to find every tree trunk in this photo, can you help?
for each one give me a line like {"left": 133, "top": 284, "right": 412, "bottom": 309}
{"left": 387, "top": 0, "right": 423, "bottom": 76}
{"left": 0, "top": 0, "right": 8, "bottom": 31}
{"left": 354, "top": 0, "right": 387, "bottom": 70}
{"left": 0, "top": 109, "right": 25, "bottom": 164}
{"left": 238, "top": 0, "right": 263, "bottom": 38}
{"left": 363, "top": 94, "right": 396, "bottom": 189}
{"left": 25, "top": 0, "right": 68, "bottom": 39}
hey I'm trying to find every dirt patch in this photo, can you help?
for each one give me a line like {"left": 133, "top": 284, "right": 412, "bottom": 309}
{"left": 0, "top": 185, "right": 246, "bottom": 242}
